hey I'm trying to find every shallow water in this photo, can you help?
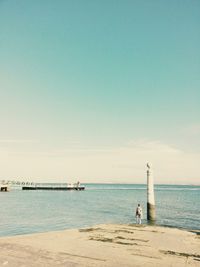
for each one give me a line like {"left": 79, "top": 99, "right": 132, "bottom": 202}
{"left": 0, "top": 184, "right": 199, "bottom": 237}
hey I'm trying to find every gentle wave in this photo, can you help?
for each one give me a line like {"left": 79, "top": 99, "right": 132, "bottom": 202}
{"left": 86, "top": 187, "right": 200, "bottom": 191}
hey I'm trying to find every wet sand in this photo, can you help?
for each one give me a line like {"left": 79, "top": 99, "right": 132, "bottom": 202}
{"left": 0, "top": 224, "right": 199, "bottom": 266}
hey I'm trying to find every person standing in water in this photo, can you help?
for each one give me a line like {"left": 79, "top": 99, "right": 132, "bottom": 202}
{"left": 135, "top": 204, "right": 143, "bottom": 224}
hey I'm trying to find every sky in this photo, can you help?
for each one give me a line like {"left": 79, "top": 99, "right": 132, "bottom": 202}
{"left": 0, "top": 0, "right": 200, "bottom": 184}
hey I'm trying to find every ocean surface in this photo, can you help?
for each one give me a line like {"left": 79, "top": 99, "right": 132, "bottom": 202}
{"left": 0, "top": 184, "right": 200, "bottom": 237}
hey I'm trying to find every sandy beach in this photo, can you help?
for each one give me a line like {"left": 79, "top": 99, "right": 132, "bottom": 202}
{"left": 0, "top": 224, "right": 199, "bottom": 267}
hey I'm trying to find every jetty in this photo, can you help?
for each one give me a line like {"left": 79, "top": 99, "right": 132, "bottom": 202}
{"left": 22, "top": 181, "right": 85, "bottom": 191}
{"left": 0, "top": 180, "right": 85, "bottom": 192}
{"left": 22, "top": 185, "right": 85, "bottom": 191}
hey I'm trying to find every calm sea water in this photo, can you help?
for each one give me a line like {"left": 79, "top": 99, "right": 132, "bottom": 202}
{"left": 0, "top": 184, "right": 199, "bottom": 237}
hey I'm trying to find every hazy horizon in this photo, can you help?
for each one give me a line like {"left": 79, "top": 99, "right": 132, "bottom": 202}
{"left": 0, "top": 1, "right": 200, "bottom": 184}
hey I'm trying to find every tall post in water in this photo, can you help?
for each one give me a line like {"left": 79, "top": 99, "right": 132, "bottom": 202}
{"left": 147, "top": 163, "right": 156, "bottom": 222}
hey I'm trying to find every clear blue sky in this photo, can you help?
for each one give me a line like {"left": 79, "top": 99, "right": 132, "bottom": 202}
{"left": 0, "top": 1, "right": 200, "bottom": 183}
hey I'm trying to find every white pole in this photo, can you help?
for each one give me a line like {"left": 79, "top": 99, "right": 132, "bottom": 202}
{"left": 147, "top": 163, "right": 156, "bottom": 221}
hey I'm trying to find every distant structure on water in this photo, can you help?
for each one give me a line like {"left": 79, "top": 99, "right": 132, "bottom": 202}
{"left": 0, "top": 181, "right": 9, "bottom": 192}
{"left": 0, "top": 180, "right": 85, "bottom": 192}
{"left": 22, "top": 181, "right": 85, "bottom": 191}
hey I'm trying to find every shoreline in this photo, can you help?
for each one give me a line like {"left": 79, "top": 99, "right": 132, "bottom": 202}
{"left": 1, "top": 222, "right": 199, "bottom": 239}
{"left": 0, "top": 223, "right": 199, "bottom": 266}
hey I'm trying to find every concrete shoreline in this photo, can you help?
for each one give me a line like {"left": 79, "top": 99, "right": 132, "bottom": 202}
{"left": 0, "top": 224, "right": 199, "bottom": 267}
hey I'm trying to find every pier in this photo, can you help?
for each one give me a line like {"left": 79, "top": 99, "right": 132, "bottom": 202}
{"left": 22, "top": 186, "right": 85, "bottom": 191}
{"left": 0, "top": 180, "right": 85, "bottom": 192}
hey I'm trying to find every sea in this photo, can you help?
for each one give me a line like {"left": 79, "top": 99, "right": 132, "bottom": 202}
{"left": 0, "top": 184, "right": 199, "bottom": 237}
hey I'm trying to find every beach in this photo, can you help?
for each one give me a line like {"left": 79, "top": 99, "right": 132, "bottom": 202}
{"left": 0, "top": 224, "right": 199, "bottom": 267}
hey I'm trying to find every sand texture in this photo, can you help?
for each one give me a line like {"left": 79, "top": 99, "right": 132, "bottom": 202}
{"left": 0, "top": 224, "right": 199, "bottom": 267}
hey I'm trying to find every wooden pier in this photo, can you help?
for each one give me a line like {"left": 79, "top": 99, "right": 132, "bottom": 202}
{"left": 22, "top": 186, "right": 85, "bottom": 191}
{"left": 0, "top": 180, "right": 85, "bottom": 192}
